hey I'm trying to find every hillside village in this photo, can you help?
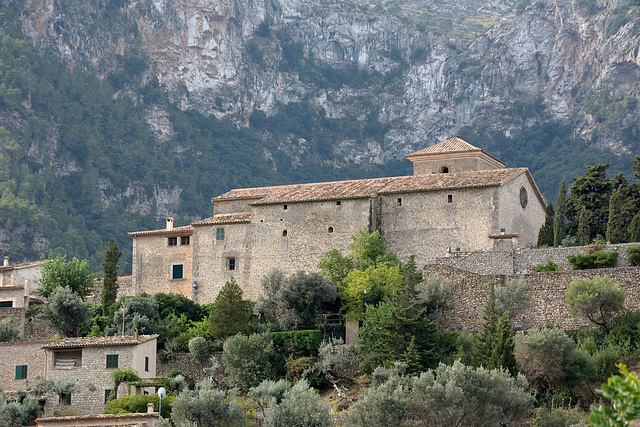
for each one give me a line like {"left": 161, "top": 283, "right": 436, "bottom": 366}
{"left": 0, "top": 138, "right": 639, "bottom": 425}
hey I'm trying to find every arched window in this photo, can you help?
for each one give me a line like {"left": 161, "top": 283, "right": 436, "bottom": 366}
{"left": 441, "top": 166, "right": 449, "bottom": 173}
{"left": 328, "top": 227, "right": 334, "bottom": 234}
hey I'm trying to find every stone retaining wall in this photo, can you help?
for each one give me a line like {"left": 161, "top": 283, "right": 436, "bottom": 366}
{"left": 429, "top": 264, "right": 640, "bottom": 332}
{"left": 435, "top": 243, "right": 639, "bottom": 275}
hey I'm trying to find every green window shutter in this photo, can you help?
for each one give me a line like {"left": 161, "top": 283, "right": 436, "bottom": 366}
{"left": 64, "top": 393, "right": 71, "bottom": 405}
{"left": 216, "top": 228, "right": 225, "bottom": 240}
{"left": 15, "top": 365, "right": 27, "bottom": 379}
{"left": 172, "top": 264, "right": 184, "bottom": 279}
{"left": 104, "top": 389, "right": 112, "bottom": 403}
{"left": 145, "top": 356, "right": 149, "bottom": 372}
{"left": 106, "top": 354, "right": 118, "bottom": 369}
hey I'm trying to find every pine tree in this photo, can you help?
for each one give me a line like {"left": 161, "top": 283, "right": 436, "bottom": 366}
{"left": 577, "top": 207, "right": 591, "bottom": 246}
{"left": 358, "top": 256, "right": 439, "bottom": 374}
{"left": 210, "top": 278, "right": 254, "bottom": 339}
{"left": 101, "top": 238, "right": 122, "bottom": 316}
{"left": 554, "top": 179, "right": 567, "bottom": 247}
{"left": 537, "top": 202, "right": 555, "bottom": 247}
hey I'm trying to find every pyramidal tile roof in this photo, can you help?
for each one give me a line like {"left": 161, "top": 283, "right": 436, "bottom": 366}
{"left": 406, "top": 137, "right": 481, "bottom": 157}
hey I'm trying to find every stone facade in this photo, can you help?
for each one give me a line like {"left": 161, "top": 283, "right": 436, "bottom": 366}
{"left": 0, "top": 258, "right": 43, "bottom": 307}
{"left": 0, "top": 335, "right": 158, "bottom": 416}
{"left": 129, "top": 138, "right": 547, "bottom": 303}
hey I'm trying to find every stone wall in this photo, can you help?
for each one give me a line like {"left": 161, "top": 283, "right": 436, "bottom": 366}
{"left": 436, "top": 243, "right": 639, "bottom": 275}
{"left": 156, "top": 352, "right": 213, "bottom": 384}
{"left": 0, "top": 340, "right": 49, "bottom": 392}
{"left": 428, "top": 264, "right": 640, "bottom": 332}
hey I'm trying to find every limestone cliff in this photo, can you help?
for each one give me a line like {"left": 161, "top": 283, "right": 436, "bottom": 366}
{"left": 18, "top": 0, "right": 640, "bottom": 162}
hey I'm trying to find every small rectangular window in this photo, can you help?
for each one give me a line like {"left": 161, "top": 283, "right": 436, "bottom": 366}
{"left": 172, "top": 264, "right": 184, "bottom": 280}
{"left": 283, "top": 204, "right": 288, "bottom": 210}
{"left": 336, "top": 201, "right": 341, "bottom": 206}
{"left": 228, "top": 258, "right": 236, "bottom": 271}
{"left": 447, "top": 195, "right": 453, "bottom": 204}
{"left": 397, "top": 198, "right": 402, "bottom": 206}
{"left": 168, "top": 237, "right": 177, "bottom": 246}
{"left": 216, "top": 228, "right": 225, "bottom": 241}
{"left": 64, "top": 393, "right": 71, "bottom": 405}
{"left": 106, "top": 354, "right": 119, "bottom": 369}
{"left": 181, "top": 236, "right": 190, "bottom": 245}
{"left": 0, "top": 301, "right": 13, "bottom": 307}
{"left": 104, "top": 389, "right": 112, "bottom": 403}
{"left": 15, "top": 365, "right": 27, "bottom": 380}
{"left": 145, "top": 356, "right": 149, "bottom": 372}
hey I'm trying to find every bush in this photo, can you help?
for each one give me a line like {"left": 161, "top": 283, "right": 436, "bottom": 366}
{"left": 0, "top": 316, "right": 22, "bottom": 342}
{"left": 104, "top": 394, "right": 174, "bottom": 418}
{"left": 534, "top": 259, "right": 559, "bottom": 272}
{"left": 514, "top": 327, "right": 596, "bottom": 393}
{"left": 495, "top": 278, "right": 530, "bottom": 319}
{"left": 170, "top": 378, "right": 246, "bottom": 425}
{"left": 567, "top": 251, "right": 618, "bottom": 270}
{"left": 271, "top": 330, "right": 322, "bottom": 358}
{"left": 223, "top": 333, "right": 278, "bottom": 391}
{"left": 188, "top": 336, "right": 210, "bottom": 363}
{"left": 533, "top": 407, "right": 587, "bottom": 427}
{"left": 250, "top": 379, "right": 331, "bottom": 427}
{"left": 626, "top": 246, "right": 640, "bottom": 266}
{"left": 344, "top": 361, "right": 534, "bottom": 427}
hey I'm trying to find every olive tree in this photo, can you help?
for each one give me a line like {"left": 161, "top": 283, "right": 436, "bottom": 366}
{"left": 37, "top": 253, "right": 94, "bottom": 299}
{"left": 565, "top": 275, "right": 625, "bottom": 329}
{"left": 344, "top": 361, "right": 534, "bottom": 427}
{"left": 38, "top": 286, "right": 92, "bottom": 337}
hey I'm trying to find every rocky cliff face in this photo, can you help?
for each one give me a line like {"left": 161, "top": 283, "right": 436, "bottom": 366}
{"left": 19, "top": 0, "right": 640, "bottom": 163}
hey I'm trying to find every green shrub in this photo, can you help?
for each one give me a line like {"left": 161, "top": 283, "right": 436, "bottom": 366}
{"left": 188, "top": 336, "right": 210, "bottom": 363}
{"left": 567, "top": 251, "right": 618, "bottom": 270}
{"left": 533, "top": 407, "right": 587, "bottom": 427}
{"left": 626, "top": 246, "right": 640, "bottom": 266}
{"left": 534, "top": 259, "right": 559, "bottom": 272}
{"left": 271, "top": 330, "right": 322, "bottom": 358}
{"left": 223, "top": 333, "right": 278, "bottom": 391}
{"left": 104, "top": 394, "right": 174, "bottom": 418}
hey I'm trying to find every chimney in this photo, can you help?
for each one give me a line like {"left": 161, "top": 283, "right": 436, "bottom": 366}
{"left": 166, "top": 218, "right": 174, "bottom": 230}
{"left": 147, "top": 402, "right": 154, "bottom": 413}
{"left": 2, "top": 256, "right": 8, "bottom": 267}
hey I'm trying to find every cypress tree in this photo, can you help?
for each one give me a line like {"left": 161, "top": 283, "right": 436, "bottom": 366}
{"left": 554, "top": 179, "right": 567, "bottom": 246}
{"left": 473, "top": 285, "right": 517, "bottom": 375}
{"left": 473, "top": 283, "right": 498, "bottom": 368}
{"left": 630, "top": 211, "right": 640, "bottom": 242}
{"left": 537, "top": 202, "right": 555, "bottom": 247}
{"left": 606, "top": 188, "right": 626, "bottom": 243}
{"left": 101, "top": 239, "right": 122, "bottom": 316}
{"left": 577, "top": 207, "right": 591, "bottom": 246}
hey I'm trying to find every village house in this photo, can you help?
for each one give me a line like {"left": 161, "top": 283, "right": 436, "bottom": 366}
{"left": 0, "top": 334, "right": 158, "bottom": 415}
{"left": 0, "top": 257, "right": 43, "bottom": 308}
{"left": 128, "top": 137, "right": 547, "bottom": 302}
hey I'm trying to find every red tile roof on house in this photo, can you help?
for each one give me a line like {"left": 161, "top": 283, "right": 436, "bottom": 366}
{"left": 214, "top": 168, "right": 533, "bottom": 205}
{"left": 128, "top": 225, "right": 193, "bottom": 237}
{"left": 41, "top": 334, "right": 158, "bottom": 349}
{"left": 192, "top": 213, "right": 252, "bottom": 226}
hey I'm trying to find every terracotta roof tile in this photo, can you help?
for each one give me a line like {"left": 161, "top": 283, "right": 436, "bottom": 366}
{"left": 128, "top": 225, "right": 193, "bottom": 237}
{"left": 42, "top": 335, "right": 158, "bottom": 349}
{"left": 406, "top": 137, "right": 481, "bottom": 157}
{"left": 215, "top": 168, "right": 529, "bottom": 205}
{"left": 192, "top": 213, "right": 252, "bottom": 226}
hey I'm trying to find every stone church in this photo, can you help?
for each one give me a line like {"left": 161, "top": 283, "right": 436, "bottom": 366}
{"left": 128, "top": 137, "right": 546, "bottom": 302}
